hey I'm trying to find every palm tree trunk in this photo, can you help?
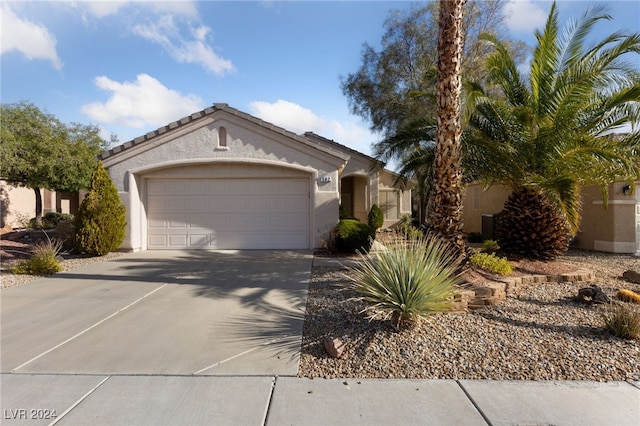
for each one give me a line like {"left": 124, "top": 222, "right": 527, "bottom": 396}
{"left": 427, "top": 0, "right": 467, "bottom": 256}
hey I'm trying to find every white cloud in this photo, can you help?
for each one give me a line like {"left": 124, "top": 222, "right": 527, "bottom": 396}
{"left": 249, "top": 100, "right": 377, "bottom": 156}
{"left": 82, "top": 73, "right": 204, "bottom": 128}
{"left": 80, "top": 1, "right": 129, "bottom": 18}
{"left": 0, "top": 4, "right": 62, "bottom": 70}
{"left": 132, "top": 15, "right": 234, "bottom": 75}
{"left": 503, "top": 0, "right": 548, "bottom": 33}
{"left": 79, "top": 1, "right": 197, "bottom": 18}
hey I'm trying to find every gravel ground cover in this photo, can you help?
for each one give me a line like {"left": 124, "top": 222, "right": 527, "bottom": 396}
{"left": 0, "top": 230, "right": 122, "bottom": 289}
{"left": 1, "top": 252, "right": 123, "bottom": 289}
{"left": 299, "top": 250, "right": 640, "bottom": 381}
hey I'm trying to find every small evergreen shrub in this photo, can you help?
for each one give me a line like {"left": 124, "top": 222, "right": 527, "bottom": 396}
{"left": 335, "top": 219, "right": 375, "bottom": 253}
{"left": 602, "top": 303, "right": 640, "bottom": 340}
{"left": 75, "top": 162, "right": 127, "bottom": 256}
{"left": 54, "top": 219, "right": 75, "bottom": 249}
{"left": 467, "top": 232, "right": 484, "bottom": 243}
{"left": 347, "top": 235, "right": 461, "bottom": 329}
{"left": 470, "top": 252, "right": 513, "bottom": 275}
{"left": 339, "top": 204, "right": 351, "bottom": 220}
{"left": 482, "top": 239, "right": 500, "bottom": 253}
{"left": 29, "top": 212, "right": 72, "bottom": 229}
{"left": 367, "top": 204, "right": 384, "bottom": 229}
{"left": 617, "top": 289, "right": 640, "bottom": 305}
{"left": 12, "top": 238, "right": 63, "bottom": 275}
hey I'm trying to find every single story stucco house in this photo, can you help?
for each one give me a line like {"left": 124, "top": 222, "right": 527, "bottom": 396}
{"left": 462, "top": 181, "right": 640, "bottom": 255}
{"left": 99, "top": 103, "right": 412, "bottom": 251}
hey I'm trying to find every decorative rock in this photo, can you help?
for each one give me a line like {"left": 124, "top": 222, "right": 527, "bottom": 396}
{"left": 324, "top": 336, "right": 346, "bottom": 358}
{"left": 574, "top": 285, "right": 610, "bottom": 305}
{"left": 623, "top": 270, "right": 640, "bottom": 284}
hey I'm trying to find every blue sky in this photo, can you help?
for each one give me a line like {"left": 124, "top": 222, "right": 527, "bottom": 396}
{"left": 2, "top": 1, "right": 639, "bottom": 156}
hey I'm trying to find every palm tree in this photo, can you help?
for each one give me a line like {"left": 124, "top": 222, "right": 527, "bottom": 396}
{"left": 465, "top": 2, "right": 640, "bottom": 259}
{"left": 427, "top": 0, "right": 468, "bottom": 257}
{"left": 372, "top": 118, "right": 436, "bottom": 225}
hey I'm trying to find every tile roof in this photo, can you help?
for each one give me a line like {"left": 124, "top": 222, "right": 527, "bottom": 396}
{"left": 98, "top": 103, "right": 350, "bottom": 162}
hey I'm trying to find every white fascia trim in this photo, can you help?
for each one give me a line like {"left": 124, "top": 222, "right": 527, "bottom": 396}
{"left": 128, "top": 157, "right": 318, "bottom": 177}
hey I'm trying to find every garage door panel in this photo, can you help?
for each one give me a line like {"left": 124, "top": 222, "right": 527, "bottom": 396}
{"left": 147, "top": 178, "right": 309, "bottom": 249}
{"left": 149, "top": 235, "right": 167, "bottom": 247}
{"left": 169, "top": 235, "right": 188, "bottom": 247}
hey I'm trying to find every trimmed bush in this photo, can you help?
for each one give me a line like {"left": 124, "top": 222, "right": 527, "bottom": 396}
{"left": 12, "top": 238, "right": 63, "bottom": 275}
{"left": 54, "top": 219, "right": 75, "bottom": 249}
{"left": 602, "top": 303, "right": 640, "bottom": 340}
{"left": 482, "top": 239, "right": 500, "bottom": 253}
{"left": 347, "top": 236, "right": 462, "bottom": 329}
{"left": 29, "top": 212, "right": 73, "bottom": 229}
{"left": 367, "top": 204, "right": 384, "bottom": 229}
{"left": 75, "top": 162, "right": 126, "bottom": 256}
{"left": 470, "top": 252, "right": 513, "bottom": 276}
{"left": 335, "top": 219, "right": 375, "bottom": 254}
{"left": 339, "top": 204, "right": 351, "bottom": 220}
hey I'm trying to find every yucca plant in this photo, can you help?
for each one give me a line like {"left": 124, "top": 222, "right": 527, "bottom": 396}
{"left": 347, "top": 235, "right": 462, "bottom": 330}
{"left": 602, "top": 303, "right": 640, "bottom": 340}
{"left": 465, "top": 3, "right": 640, "bottom": 259}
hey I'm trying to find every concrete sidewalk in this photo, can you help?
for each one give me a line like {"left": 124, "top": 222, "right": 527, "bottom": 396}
{"left": 1, "top": 374, "right": 638, "bottom": 425}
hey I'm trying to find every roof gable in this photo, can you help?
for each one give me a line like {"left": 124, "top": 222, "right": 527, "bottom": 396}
{"left": 98, "top": 103, "right": 349, "bottom": 163}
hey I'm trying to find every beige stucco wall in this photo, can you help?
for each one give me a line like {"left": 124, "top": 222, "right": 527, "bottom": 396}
{"left": 102, "top": 111, "right": 347, "bottom": 251}
{"left": 462, "top": 181, "right": 639, "bottom": 254}
{"left": 462, "top": 183, "right": 511, "bottom": 234}
{"left": 574, "top": 182, "right": 639, "bottom": 254}
{"left": 0, "top": 181, "right": 57, "bottom": 228}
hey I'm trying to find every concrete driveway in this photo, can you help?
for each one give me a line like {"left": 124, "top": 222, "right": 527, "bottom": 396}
{"left": 1, "top": 250, "right": 312, "bottom": 376}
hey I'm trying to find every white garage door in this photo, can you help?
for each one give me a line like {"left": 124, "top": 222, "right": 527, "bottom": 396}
{"left": 147, "top": 178, "right": 310, "bottom": 249}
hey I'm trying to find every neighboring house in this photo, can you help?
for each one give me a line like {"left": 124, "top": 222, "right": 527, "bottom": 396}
{"left": 462, "top": 181, "right": 640, "bottom": 255}
{"left": 99, "top": 103, "right": 412, "bottom": 251}
{"left": 0, "top": 181, "right": 79, "bottom": 228}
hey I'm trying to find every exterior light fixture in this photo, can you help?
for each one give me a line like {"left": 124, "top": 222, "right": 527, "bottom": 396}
{"left": 622, "top": 183, "right": 631, "bottom": 195}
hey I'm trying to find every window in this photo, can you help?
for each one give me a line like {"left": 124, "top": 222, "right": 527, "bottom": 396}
{"left": 379, "top": 190, "right": 399, "bottom": 221}
{"left": 218, "top": 126, "right": 227, "bottom": 147}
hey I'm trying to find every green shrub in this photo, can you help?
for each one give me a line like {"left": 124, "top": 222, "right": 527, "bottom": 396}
{"left": 54, "top": 219, "right": 75, "bottom": 249}
{"left": 397, "top": 214, "right": 413, "bottom": 232}
{"left": 467, "top": 232, "right": 484, "bottom": 243}
{"left": 482, "top": 239, "right": 500, "bottom": 253}
{"left": 335, "top": 219, "right": 375, "bottom": 253}
{"left": 75, "top": 162, "right": 126, "bottom": 256}
{"left": 347, "top": 235, "right": 462, "bottom": 329}
{"left": 339, "top": 204, "right": 351, "bottom": 220}
{"left": 367, "top": 204, "right": 384, "bottom": 229}
{"left": 602, "top": 303, "right": 640, "bottom": 340}
{"left": 470, "top": 252, "right": 513, "bottom": 275}
{"left": 29, "top": 212, "right": 73, "bottom": 229}
{"left": 12, "top": 237, "right": 63, "bottom": 275}
{"left": 404, "top": 226, "right": 423, "bottom": 240}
